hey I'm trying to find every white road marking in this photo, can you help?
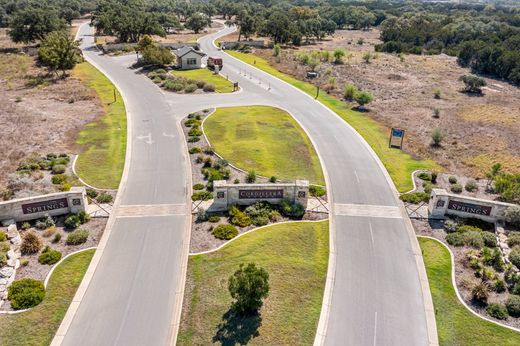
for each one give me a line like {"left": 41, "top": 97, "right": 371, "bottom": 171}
{"left": 116, "top": 204, "right": 186, "bottom": 217}
{"left": 354, "top": 170, "right": 360, "bottom": 184}
{"left": 373, "top": 311, "right": 378, "bottom": 346}
{"left": 137, "top": 133, "right": 153, "bottom": 144}
{"left": 334, "top": 203, "right": 402, "bottom": 219}
{"left": 369, "top": 221, "right": 375, "bottom": 246}
{"left": 162, "top": 132, "right": 175, "bottom": 139}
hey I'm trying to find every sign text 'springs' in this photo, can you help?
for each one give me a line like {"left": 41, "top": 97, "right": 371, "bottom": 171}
{"left": 22, "top": 198, "right": 69, "bottom": 215}
{"left": 447, "top": 200, "right": 492, "bottom": 216}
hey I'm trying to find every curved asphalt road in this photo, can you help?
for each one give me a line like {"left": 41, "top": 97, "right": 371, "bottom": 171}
{"left": 55, "top": 23, "right": 435, "bottom": 346}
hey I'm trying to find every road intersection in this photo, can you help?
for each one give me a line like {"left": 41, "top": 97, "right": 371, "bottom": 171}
{"left": 53, "top": 23, "right": 436, "bottom": 346}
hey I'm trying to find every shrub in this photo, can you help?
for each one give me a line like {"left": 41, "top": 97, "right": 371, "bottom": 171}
{"left": 481, "top": 267, "right": 497, "bottom": 282}
{"left": 231, "top": 210, "right": 252, "bottom": 227}
{"left": 432, "top": 108, "right": 440, "bottom": 118}
{"left": 203, "top": 157, "right": 213, "bottom": 168}
{"left": 21, "top": 231, "right": 43, "bottom": 255}
{"left": 471, "top": 281, "right": 489, "bottom": 304}
{"left": 66, "top": 229, "right": 89, "bottom": 245}
{"left": 96, "top": 193, "right": 113, "bottom": 203}
{"left": 505, "top": 206, "right": 520, "bottom": 227}
{"left": 202, "top": 146, "right": 214, "bottom": 154}
{"left": 212, "top": 224, "right": 238, "bottom": 240}
{"left": 0, "top": 241, "right": 9, "bottom": 253}
{"left": 481, "top": 232, "right": 497, "bottom": 248}
{"left": 433, "top": 89, "right": 441, "bottom": 99}
{"left": 184, "top": 84, "right": 197, "bottom": 93}
{"left": 8, "top": 278, "right": 45, "bottom": 310}
{"left": 193, "top": 183, "right": 205, "bottom": 190}
{"left": 448, "top": 176, "right": 458, "bottom": 184}
{"left": 52, "top": 232, "right": 62, "bottom": 243}
{"left": 152, "top": 76, "right": 162, "bottom": 84}
{"left": 246, "top": 170, "right": 257, "bottom": 183}
{"left": 21, "top": 222, "right": 31, "bottom": 230}
{"left": 38, "top": 246, "right": 62, "bottom": 265}
{"left": 280, "top": 199, "right": 305, "bottom": 218}
{"left": 52, "top": 164, "right": 66, "bottom": 174}
{"left": 195, "top": 80, "right": 206, "bottom": 88}
{"left": 493, "top": 278, "right": 506, "bottom": 293}
{"left": 465, "top": 180, "right": 479, "bottom": 192}
{"left": 203, "top": 84, "right": 215, "bottom": 92}
{"left": 399, "top": 192, "right": 430, "bottom": 204}
{"left": 417, "top": 172, "right": 432, "bottom": 181}
{"left": 451, "top": 184, "right": 463, "bottom": 193}
{"left": 423, "top": 182, "right": 434, "bottom": 194}
{"left": 189, "top": 147, "right": 201, "bottom": 154}
{"left": 431, "top": 128, "right": 444, "bottom": 147}
{"left": 64, "top": 214, "right": 81, "bottom": 229}
{"left": 35, "top": 214, "right": 55, "bottom": 230}
{"left": 509, "top": 248, "right": 520, "bottom": 269}
{"left": 244, "top": 202, "right": 272, "bottom": 218}
{"left": 269, "top": 210, "right": 282, "bottom": 222}
{"left": 269, "top": 176, "right": 277, "bottom": 183}
{"left": 86, "top": 189, "right": 98, "bottom": 199}
{"left": 444, "top": 219, "right": 458, "bottom": 233}
{"left": 506, "top": 295, "right": 520, "bottom": 317}
{"left": 21, "top": 259, "right": 29, "bottom": 267}
{"left": 446, "top": 232, "right": 464, "bottom": 246}
{"left": 431, "top": 171, "right": 438, "bottom": 184}
{"left": 51, "top": 174, "right": 67, "bottom": 185}
{"left": 196, "top": 208, "right": 208, "bottom": 222}
{"left": 214, "top": 159, "right": 229, "bottom": 169}
{"left": 309, "top": 185, "right": 326, "bottom": 197}
{"left": 507, "top": 232, "right": 520, "bottom": 248}
{"left": 343, "top": 83, "right": 358, "bottom": 101}
{"left": 486, "top": 303, "right": 508, "bottom": 320}
{"left": 188, "top": 136, "right": 200, "bottom": 143}
{"left": 253, "top": 216, "right": 269, "bottom": 226}
{"left": 188, "top": 127, "right": 203, "bottom": 137}
{"left": 191, "top": 191, "right": 213, "bottom": 201}
{"left": 0, "top": 253, "right": 6, "bottom": 267}
{"left": 464, "top": 231, "right": 485, "bottom": 248}
{"left": 42, "top": 226, "right": 57, "bottom": 237}
{"left": 234, "top": 179, "right": 240, "bottom": 184}
{"left": 78, "top": 211, "right": 89, "bottom": 224}
{"left": 164, "top": 81, "right": 184, "bottom": 92}
{"left": 208, "top": 215, "right": 220, "bottom": 223}
{"left": 228, "top": 263, "right": 269, "bottom": 314}
{"left": 184, "top": 118, "right": 201, "bottom": 127}
{"left": 0, "top": 231, "right": 5, "bottom": 242}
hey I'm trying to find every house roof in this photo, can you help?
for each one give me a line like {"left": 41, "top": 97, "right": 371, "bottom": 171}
{"left": 174, "top": 46, "right": 206, "bottom": 58}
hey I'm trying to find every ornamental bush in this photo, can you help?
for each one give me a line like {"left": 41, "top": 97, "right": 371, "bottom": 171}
{"left": 189, "top": 147, "right": 201, "bottom": 154}
{"left": 253, "top": 216, "right": 269, "bottom": 226}
{"left": 52, "top": 164, "right": 66, "bottom": 174}
{"left": 96, "top": 193, "right": 113, "bottom": 204}
{"left": 188, "top": 127, "right": 203, "bottom": 137}
{"left": 417, "top": 172, "right": 432, "bottom": 181}
{"left": 38, "top": 246, "right": 62, "bottom": 265}
{"left": 506, "top": 295, "right": 520, "bottom": 317}
{"left": 486, "top": 303, "right": 508, "bottom": 320}
{"left": 8, "top": 278, "right": 45, "bottom": 310}
{"left": 203, "top": 83, "right": 215, "bottom": 92}
{"left": 309, "top": 185, "right": 326, "bottom": 197}
{"left": 191, "top": 191, "right": 213, "bottom": 201}
{"left": 184, "top": 83, "right": 198, "bottom": 93}
{"left": 448, "top": 176, "right": 458, "bottom": 184}
{"left": 188, "top": 136, "right": 200, "bottom": 143}
{"left": 481, "top": 232, "right": 497, "bottom": 248}
{"left": 471, "top": 281, "right": 489, "bottom": 304}
{"left": 493, "top": 278, "right": 506, "bottom": 293}
{"left": 446, "top": 232, "right": 464, "bottom": 246}
{"left": 505, "top": 206, "right": 520, "bottom": 227}
{"left": 465, "top": 180, "right": 479, "bottom": 192}
{"left": 195, "top": 80, "right": 206, "bottom": 88}
{"left": 0, "top": 231, "right": 6, "bottom": 242}
{"left": 231, "top": 210, "right": 252, "bottom": 227}
{"left": 507, "top": 232, "right": 520, "bottom": 248}
{"left": 66, "top": 229, "right": 89, "bottom": 245}
{"left": 246, "top": 170, "right": 256, "bottom": 183}
{"left": 509, "top": 248, "right": 520, "bottom": 270}
{"left": 21, "top": 231, "right": 43, "bottom": 255}
{"left": 399, "top": 192, "right": 430, "bottom": 204}
{"left": 51, "top": 174, "right": 67, "bottom": 185}
{"left": 451, "top": 183, "right": 463, "bottom": 193}
{"left": 208, "top": 215, "right": 220, "bottom": 223}
{"left": 64, "top": 214, "right": 81, "bottom": 229}
{"left": 0, "top": 253, "right": 6, "bottom": 267}
{"left": 280, "top": 199, "right": 305, "bottom": 219}
{"left": 193, "top": 183, "right": 205, "bottom": 190}
{"left": 212, "top": 224, "right": 238, "bottom": 240}
{"left": 35, "top": 214, "right": 55, "bottom": 230}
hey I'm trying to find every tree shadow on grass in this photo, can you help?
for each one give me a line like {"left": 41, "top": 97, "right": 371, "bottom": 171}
{"left": 213, "top": 309, "right": 262, "bottom": 346}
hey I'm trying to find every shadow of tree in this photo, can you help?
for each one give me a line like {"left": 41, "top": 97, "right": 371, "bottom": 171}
{"left": 212, "top": 309, "right": 262, "bottom": 346}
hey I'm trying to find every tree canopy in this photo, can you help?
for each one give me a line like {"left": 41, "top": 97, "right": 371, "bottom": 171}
{"left": 38, "top": 30, "right": 83, "bottom": 76}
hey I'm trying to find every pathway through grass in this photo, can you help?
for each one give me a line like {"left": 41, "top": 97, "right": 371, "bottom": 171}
{"left": 73, "top": 62, "right": 127, "bottom": 189}
{"left": 204, "top": 106, "right": 325, "bottom": 185}
{"left": 172, "top": 68, "right": 234, "bottom": 93}
{"left": 0, "top": 249, "right": 95, "bottom": 346}
{"left": 227, "top": 51, "right": 438, "bottom": 192}
{"left": 178, "top": 221, "right": 329, "bottom": 345}
{"left": 418, "top": 237, "right": 520, "bottom": 345}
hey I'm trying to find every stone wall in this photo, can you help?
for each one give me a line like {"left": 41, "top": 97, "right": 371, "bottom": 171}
{"left": 211, "top": 180, "right": 309, "bottom": 211}
{"left": 0, "top": 187, "right": 88, "bottom": 225}
{"left": 428, "top": 188, "right": 516, "bottom": 223}
{"left": 220, "top": 40, "right": 266, "bottom": 49}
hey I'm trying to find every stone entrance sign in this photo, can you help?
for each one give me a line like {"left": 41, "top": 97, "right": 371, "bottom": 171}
{"left": 0, "top": 187, "right": 88, "bottom": 225}
{"left": 211, "top": 180, "right": 309, "bottom": 211}
{"left": 429, "top": 188, "right": 515, "bottom": 223}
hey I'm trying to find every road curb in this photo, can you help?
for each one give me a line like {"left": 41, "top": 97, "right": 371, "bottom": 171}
{"left": 418, "top": 235, "right": 520, "bottom": 334}
{"left": 71, "top": 155, "right": 118, "bottom": 192}
{"left": 51, "top": 22, "right": 133, "bottom": 346}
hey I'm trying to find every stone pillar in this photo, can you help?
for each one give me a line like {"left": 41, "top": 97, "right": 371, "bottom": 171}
{"left": 212, "top": 180, "right": 229, "bottom": 211}
{"left": 428, "top": 188, "right": 449, "bottom": 218}
{"left": 67, "top": 187, "right": 88, "bottom": 214}
{"left": 295, "top": 180, "right": 310, "bottom": 208}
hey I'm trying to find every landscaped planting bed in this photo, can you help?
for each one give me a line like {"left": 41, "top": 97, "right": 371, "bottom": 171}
{"left": 183, "top": 109, "right": 327, "bottom": 253}
{"left": 146, "top": 67, "right": 232, "bottom": 94}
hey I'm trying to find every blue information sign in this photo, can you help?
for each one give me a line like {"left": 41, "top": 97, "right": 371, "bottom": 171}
{"left": 389, "top": 128, "right": 405, "bottom": 149}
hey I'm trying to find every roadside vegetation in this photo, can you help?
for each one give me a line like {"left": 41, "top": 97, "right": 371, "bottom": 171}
{"left": 178, "top": 221, "right": 328, "bottom": 345}
{"left": 171, "top": 69, "right": 234, "bottom": 93}
{"left": 419, "top": 237, "right": 520, "bottom": 345}
{"left": 0, "top": 249, "right": 95, "bottom": 345}
{"left": 204, "top": 106, "right": 325, "bottom": 185}
{"left": 227, "top": 52, "right": 437, "bottom": 191}
{"left": 72, "top": 62, "right": 127, "bottom": 189}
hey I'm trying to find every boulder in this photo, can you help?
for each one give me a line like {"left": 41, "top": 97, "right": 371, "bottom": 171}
{"left": 11, "top": 235, "right": 22, "bottom": 247}
{"left": 0, "top": 267, "right": 14, "bottom": 278}
{"left": 6, "top": 250, "right": 16, "bottom": 260}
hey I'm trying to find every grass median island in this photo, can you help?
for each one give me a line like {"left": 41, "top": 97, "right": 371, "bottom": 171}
{"left": 418, "top": 237, "right": 520, "bottom": 345}
{"left": 204, "top": 106, "right": 325, "bottom": 185}
{"left": 171, "top": 68, "right": 234, "bottom": 93}
{"left": 0, "top": 249, "right": 95, "bottom": 346}
{"left": 227, "top": 51, "right": 438, "bottom": 192}
{"left": 178, "top": 221, "right": 328, "bottom": 345}
{"left": 72, "top": 62, "right": 127, "bottom": 189}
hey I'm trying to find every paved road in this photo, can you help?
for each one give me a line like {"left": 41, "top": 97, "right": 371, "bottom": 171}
{"left": 56, "top": 23, "right": 432, "bottom": 345}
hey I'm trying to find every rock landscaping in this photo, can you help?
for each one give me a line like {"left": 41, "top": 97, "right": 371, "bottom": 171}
{"left": 406, "top": 169, "right": 520, "bottom": 328}
{"left": 146, "top": 68, "right": 217, "bottom": 94}
{"left": 183, "top": 110, "right": 327, "bottom": 253}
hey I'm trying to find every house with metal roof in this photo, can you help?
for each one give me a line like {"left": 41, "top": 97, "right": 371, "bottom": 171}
{"left": 173, "top": 46, "right": 206, "bottom": 70}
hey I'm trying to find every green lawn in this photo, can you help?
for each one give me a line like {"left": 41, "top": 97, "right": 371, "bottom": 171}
{"left": 73, "top": 62, "right": 127, "bottom": 189}
{"left": 172, "top": 68, "right": 235, "bottom": 93}
{"left": 204, "top": 106, "right": 325, "bottom": 185}
{"left": 227, "top": 51, "right": 439, "bottom": 192}
{"left": 418, "top": 237, "right": 520, "bottom": 345}
{"left": 178, "top": 221, "right": 329, "bottom": 345}
{"left": 0, "top": 249, "right": 95, "bottom": 346}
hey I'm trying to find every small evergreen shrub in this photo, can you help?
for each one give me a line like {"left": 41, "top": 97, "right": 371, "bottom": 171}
{"left": 269, "top": 210, "right": 282, "bottom": 222}
{"left": 446, "top": 232, "right": 464, "bottom": 246}
{"left": 51, "top": 174, "right": 67, "bottom": 185}
{"left": 465, "top": 180, "right": 479, "bottom": 192}
{"left": 35, "top": 214, "right": 55, "bottom": 230}
{"left": 253, "top": 216, "right": 269, "bottom": 226}
{"left": 203, "top": 84, "right": 215, "bottom": 92}
{"left": 8, "top": 278, "right": 45, "bottom": 310}
{"left": 96, "top": 193, "right": 113, "bottom": 203}
{"left": 52, "top": 232, "right": 62, "bottom": 243}
{"left": 52, "top": 164, "right": 66, "bottom": 174}
{"left": 188, "top": 127, "right": 203, "bottom": 137}
{"left": 481, "top": 232, "right": 497, "bottom": 248}
{"left": 269, "top": 176, "right": 277, "bottom": 183}
{"left": 42, "top": 226, "right": 57, "bottom": 237}
{"left": 443, "top": 219, "right": 458, "bottom": 233}
{"left": 195, "top": 80, "right": 206, "bottom": 88}
{"left": 309, "top": 185, "right": 326, "bottom": 197}
{"left": 399, "top": 192, "right": 430, "bottom": 204}
{"left": 507, "top": 232, "right": 520, "bottom": 248}
{"left": 86, "top": 189, "right": 98, "bottom": 199}
{"left": 280, "top": 200, "right": 305, "bottom": 218}
{"left": 21, "top": 222, "right": 31, "bottom": 230}
{"left": 0, "top": 253, "right": 6, "bottom": 267}
{"left": 66, "top": 229, "right": 89, "bottom": 245}
{"left": 78, "top": 211, "right": 90, "bottom": 224}
{"left": 208, "top": 215, "right": 220, "bottom": 223}
{"left": 486, "top": 303, "right": 508, "bottom": 320}
{"left": 212, "top": 224, "right": 238, "bottom": 240}
{"left": 231, "top": 210, "right": 252, "bottom": 227}
{"left": 64, "top": 214, "right": 81, "bottom": 229}
{"left": 509, "top": 248, "right": 520, "bottom": 269}
{"left": 196, "top": 208, "right": 208, "bottom": 222}
{"left": 189, "top": 147, "right": 201, "bottom": 154}
{"left": 448, "top": 176, "right": 458, "bottom": 184}
{"left": 21, "top": 231, "right": 43, "bottom": 255}
{"left": 423, "top": 182, "right": 434, "bottom": 194}
{"left": 38, "top": 246, "right": 62, "bottom": 265}
{"left": 193, "top": 183, "right": 205, "bottom": 190}
{"left": 493, "top": 278, "right": 506, "bottom": 293}
{"left": 188, "top": 136, "right": 200, "bottom": 143}
{"left": 506, "top": 295, "right": 520, "bottom": 317}
{"left": 184, "top": 84, "right": 198, "bottom": 93}
{"left": 191, "top": 191, "right": 213, "bottom": 201}
{"left": 417, "top": 172, "right": 432, "bottom": 181}
{"left": 246, "top": 170, "right": 256, "bottom": 183}
{"left": 0, "top": 231, "right": 5, "bottom": 241}
{"left": 451, "top": 184, "right": 463, "bottom": 193}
